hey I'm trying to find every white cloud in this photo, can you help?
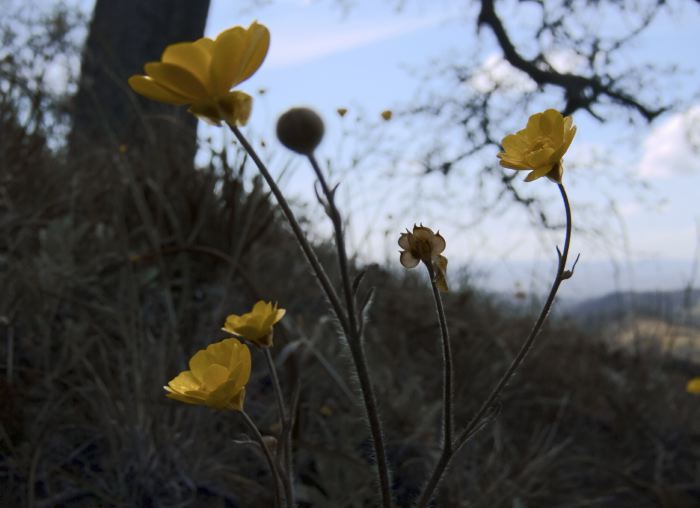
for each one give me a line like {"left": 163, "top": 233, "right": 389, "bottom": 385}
{"left": 545, "top": 49, "right": 586, "bottom": 74}
{"left": 469, "top": 54, "right": 536, "bottom": 93}
{"left": 638, "top": 105, "right": 700, "bottom": 178}
{"left": 266, "top": 16, "right": 442, "bottom": 68}
{"left": 469, "top": 49, "right": 586, "bottom": 94}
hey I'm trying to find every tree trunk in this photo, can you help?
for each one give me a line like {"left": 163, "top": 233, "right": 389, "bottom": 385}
{"left": 69, "top": 0, "right": 211, "bottom": 164}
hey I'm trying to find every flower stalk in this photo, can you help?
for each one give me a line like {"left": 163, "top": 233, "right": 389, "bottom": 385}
{"left": 416, "top": 183, "right": 576, "bottom": 508}
{"left": 228, "top": 121, "right": 392, "bottom": 508}
{"left": 240, "top": 411, "right": 285, "bottom": 508}
{"left": 226, "top": 122, "right": 350, "bottom": 335}
{"left": 307, "top": 152, "right": 392, "bottom": 508}
{"left": 262, "top": 348, "right": 295, "bottom": 508}
{"left": 426, "top": 262, "right": 454, "bottom": 454}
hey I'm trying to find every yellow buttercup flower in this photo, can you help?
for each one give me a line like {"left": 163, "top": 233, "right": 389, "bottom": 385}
{"left": 381, "top": 110, "right": 393, "bottom": 121}
{"left": 128, "top": 21, "right": 270, "bottom": 126}
{"left": 165, "top": 338, "right": 251, "bottom": 411}
{"left": 223, "top": 301, "right": 286, "bottom": 347}
{"left": 398, "top": 224, "right": 448, "bottom": 292}
{"left": 687, "top": 377, "right": 700, "bottom": 395}
{"left": 497, "top": 109, "right": 576, "bottom": 183}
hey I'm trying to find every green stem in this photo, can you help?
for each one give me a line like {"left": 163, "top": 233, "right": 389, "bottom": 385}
{"left": 416, "top": 183, "right": 574, "bottom": 508}
{"left": 426, "top": 263, "right": 454, "bottom": 454}
{"left": 307, "top": 153, "right": 392, "bottom": 508}
{"left": 240, "top": 411, "right": 285, "bottom": 508}
{"left": 263, "top": 348, "right": 295, "bottom": 508}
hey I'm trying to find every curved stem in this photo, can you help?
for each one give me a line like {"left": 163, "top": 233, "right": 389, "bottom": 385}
{"left": 226, "top": 123, "right": 350, "bottom": 335}
{"left": 229, "top": 125, "right": 391, "bottom": 508}
{"left": 416, "top": 183, "right": 574, "bottom": 508}
{"left": 240, "top": 411, "right": 285, "bottom": 508}
{"left": 426, "top": 263, "right": 454, "bottom": 454}
{"left": 263, "top": 348, "right": 295, "bottom": 508}
{"left": 307, "top": 153, "right": 392, "bottom": 508}
{"left": 307, "top": 154, "right": 358, "bottom": 332}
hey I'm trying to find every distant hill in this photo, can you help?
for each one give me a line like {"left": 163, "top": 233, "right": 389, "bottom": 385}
{"left": 567, "top": 287, "right": 700, "bottom": 326}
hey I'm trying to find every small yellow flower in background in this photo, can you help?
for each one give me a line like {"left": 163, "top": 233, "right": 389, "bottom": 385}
{"left": 337, "top": 107, "right": 348, "bottom": 117}
{"left": 399, "top": 224, "right": 449, "bottom": 292}
{"left": 381, "top": 110, "right": 393, "bottom": 121}
{"left": 223, "top": 300, "right": 286, "bottom": 347}
{"left": 497, "top": 108, "right": 576, "bottom": 183}
{"left": 165, "top": 338, "right": 251, "bottom": 411}
{"left": 687, "top": 377, "right": 700, "bottom": 394}
{"left": 128, "top": 21, "right": 270, "bottom": 126}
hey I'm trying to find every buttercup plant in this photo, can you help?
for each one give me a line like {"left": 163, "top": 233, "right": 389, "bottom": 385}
{"left": 134, "top": 21, "right": 582, "bottom": 508}
{"left": 416, "top": 109, "right": 580, "bottom": 507}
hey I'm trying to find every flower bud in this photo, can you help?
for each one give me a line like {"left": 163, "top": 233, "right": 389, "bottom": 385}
{"left": 276, "top": 107, "right": 325, "bottom": 155}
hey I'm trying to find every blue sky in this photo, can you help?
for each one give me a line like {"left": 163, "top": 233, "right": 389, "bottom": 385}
{"left": 204, "top": 0, "right": 700, "bottom": 298}
{"left": 54, "top": 0, "right": 700, "bottom": 297}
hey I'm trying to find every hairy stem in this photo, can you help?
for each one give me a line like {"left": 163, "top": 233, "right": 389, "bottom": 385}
{"left": 307, "top": 153, "right": 392, "bottom": 508}
{"left": 227, "top": 123, "right": 350, "bottom": 334}
{"left": 416, "top": 183, "right": 574, "bottom": 508}
{"left": 240, "top": 411, "right": 285, "bottom": 508}
{"left": 426, "top": 262, "right": 454, "bottom": 453}
{"left": 263, "top": 348, "right": 295, "bottom": 508}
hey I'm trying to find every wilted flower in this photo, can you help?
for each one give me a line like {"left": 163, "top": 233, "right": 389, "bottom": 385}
{"left": 381, "top": 110, "right": 393, "bottom": 121}
{"left": 497, "top": 109, "right": 576, "bottom": 183}
{"left": 165, "top": 338, "right": 251, "bottom": 411}
{"left": 223, "top": 300, "right": 286, "bottom": 347}
{"left": 128, "top": 21, "right": 270, "bottom": 126}
{"left": 399, "top": 224, "right": 448, "bottom": 291}
{"left": 687, "top": 377, "right": 700, "bottom": 395}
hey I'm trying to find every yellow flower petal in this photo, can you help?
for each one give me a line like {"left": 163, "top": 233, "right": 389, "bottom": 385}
{"left": 687, "top": 377, "right": 700, "bottom": 394}
{"left": 161, "top": 42, "right": 213, "bottom": 91}
{"left": 498, "top": 156, "right": 531, "bottom": 170}
{"left": 234, "top": 23, "right": 270, "bottom": 85}
{"left": 524, "top": 166, "right": 552, "bottom": 182}
{"left": 167, "top": 370, "right": 201, "bottom": 392}
{"left": 200, "top": 363, "right": 230, "bottom": 391}
{"left": 217, "top": 91, "right": 253, "bottom": 126}
{"left": 127, "top": 75, "right": 191, "bottom": 104}
{"left": 525, "top": 146, "right": 555, "bottom": 169}
{"left": 144, "top": 62, "right": 209, "bottom": 100}
{"left": 194, "top": 37, "right": 215, "bottom": 55}
{"left": 188, "top": 99, "right": 221, "bottom": 125}
{"left": 501, "top": 133, "right": 530, "bottom": 155}
{"left": 211, "top": 22, "right": 270, "bottom": 95}
{"left": 188, "top": 350, "right": 212, "bottom": 382}
{"left": 165, "top": 391, "right": 207, "bottom": 406}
